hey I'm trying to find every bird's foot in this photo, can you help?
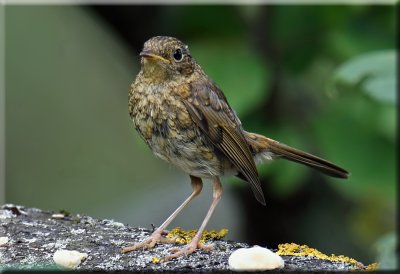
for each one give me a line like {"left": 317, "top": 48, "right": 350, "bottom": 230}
{"left": 160, "top": 241, "right": 214, "bottom": 262}
{"left": 121, "top": 230, "right": 177, "bottom": 253}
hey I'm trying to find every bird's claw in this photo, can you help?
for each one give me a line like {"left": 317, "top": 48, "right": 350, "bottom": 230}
{"left": 160, "top": 242, "right": 214, "bottom": 262}
{"left": 121, "top": 232, "right": 177, "bottom": 253}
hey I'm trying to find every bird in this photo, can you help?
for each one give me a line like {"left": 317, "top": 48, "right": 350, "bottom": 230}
{"left": 123, "top": 36, "right": 349, "bottom": 261}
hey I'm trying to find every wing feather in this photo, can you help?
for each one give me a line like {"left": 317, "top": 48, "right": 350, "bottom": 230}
{"left": 183, "top": 80, "right": 266, "bottom": 205}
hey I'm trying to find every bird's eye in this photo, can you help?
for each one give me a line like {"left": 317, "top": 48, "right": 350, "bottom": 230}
{"left": 173, "top": 48, "right": 184, "bottom": 62}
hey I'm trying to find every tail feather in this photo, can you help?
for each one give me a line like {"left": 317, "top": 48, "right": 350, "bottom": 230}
{"left": 245, "top": 132, "right": 349, "bottom": 179}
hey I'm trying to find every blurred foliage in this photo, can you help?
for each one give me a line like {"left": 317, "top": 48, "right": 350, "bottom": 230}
{"left": 333, "top": 50, "right": 396, "bottom": 104}
{"left": 189, "top": 38, "right": 270, "bottom": 115}
{"left": 5, "top": 4, "right": 396, "bottom": 268}
{"left": 373, "top": 232, "right": 397, "bottom": 269}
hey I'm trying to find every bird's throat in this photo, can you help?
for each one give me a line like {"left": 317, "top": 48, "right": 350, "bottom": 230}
{"left": 142, "top": 61, "right": 169, "bottom": 83}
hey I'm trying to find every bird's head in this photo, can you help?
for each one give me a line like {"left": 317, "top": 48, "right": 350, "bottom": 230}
{"left": 139, "top": 36, "right": 196, "bottom": 80}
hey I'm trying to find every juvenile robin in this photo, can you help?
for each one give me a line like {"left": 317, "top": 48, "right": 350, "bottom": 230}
{"left": 123, "top": 36, "right": 349, "bottom": 261}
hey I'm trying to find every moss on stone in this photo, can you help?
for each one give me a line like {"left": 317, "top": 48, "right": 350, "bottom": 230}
{"left": 277, "top": 243, "right": 366, "bottom": 267}
{"left": 166, "top": 227, "right": 229, "bottom": 244}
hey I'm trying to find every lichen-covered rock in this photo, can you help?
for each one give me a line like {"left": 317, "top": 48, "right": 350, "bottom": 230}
{"left": 0, "top": 204, "right": 372, "bottom": 271}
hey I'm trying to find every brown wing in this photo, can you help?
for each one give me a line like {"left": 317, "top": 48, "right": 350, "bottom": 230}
{"left": 183, "top": 79, "right": 266, "bottom": 205}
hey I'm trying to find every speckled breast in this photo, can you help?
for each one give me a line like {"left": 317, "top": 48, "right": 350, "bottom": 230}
{"left": 129, "top": 80, "right": 227, "bottom": 178}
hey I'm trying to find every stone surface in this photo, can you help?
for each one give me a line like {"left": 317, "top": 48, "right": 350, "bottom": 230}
{"left": 0, "top": 204, "right": 369, "bottom": 271}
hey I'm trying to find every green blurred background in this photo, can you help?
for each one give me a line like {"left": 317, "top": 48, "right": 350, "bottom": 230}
{"left": 4, "top": 5, "right": 396, "bottom": 268}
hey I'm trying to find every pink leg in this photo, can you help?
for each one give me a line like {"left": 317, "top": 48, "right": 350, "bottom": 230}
{"left": 161, "top": 177, "right": 223, "bottom": 261}
{"left": 122, "top": 176, "right": 203, "bottom": 253}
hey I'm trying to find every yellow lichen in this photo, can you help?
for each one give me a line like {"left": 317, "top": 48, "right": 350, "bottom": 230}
{"left": 166, "top": 227, "right": 228, "bottom": 244}
{"left": 276, "top": 243, "right": 365, "bottom": 267}
{"left": 151, "top": 257, "right": 160, "bottom": 264}
{"left": 365, "top": 262, "right": 379, "bottom": 271}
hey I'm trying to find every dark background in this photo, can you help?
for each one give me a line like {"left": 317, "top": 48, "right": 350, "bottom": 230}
{"left": 5, "top": 5, "right": 396, "bottom": 268}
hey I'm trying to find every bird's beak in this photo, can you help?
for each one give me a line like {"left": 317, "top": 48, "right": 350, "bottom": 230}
{"left": 140, "top": 50, "right": 171, "bottom": 64}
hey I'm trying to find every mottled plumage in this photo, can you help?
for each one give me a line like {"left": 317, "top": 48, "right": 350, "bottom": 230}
{"left": 124, "top": 36, "right": 349, "bottom": 260}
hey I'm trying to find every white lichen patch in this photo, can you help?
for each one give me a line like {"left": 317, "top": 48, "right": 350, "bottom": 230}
{"left": 21, "top": 221, "right": 35, "bottom": 227}
{"left": 33, "top": 231, "right": 50, "bottom": 237}
{"left": 109, "top": 238, "right": 126, "bottom": 246}
{"left": 23, "top": 238, "right": 37, "bottom": 244}
{"left": 80, "top": 216, "right": 97, "bottom": 226}
{"left": 0, "top": 236, "right": 9, "bottom": 246}
{"left": 42, "top": 239, "right": 70, "bottom": 250}
{"left": 0, "top": 210, "right": 16, "bottom": 219}
{"left": 229, "top": 245, "right": 284, "bottom": 271}
{"left": 53, "top": 250, "right": 88, "bottom": 269}
{"left": 70, "top": 228, "right": 86, "bottom": 235}
{"left": 103, "top": 219, "right": 125, "bottom": 228}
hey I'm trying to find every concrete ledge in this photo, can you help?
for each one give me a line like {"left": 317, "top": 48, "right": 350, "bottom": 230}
{"left": 0, "top": 204, "right": 374, "bottom": 271}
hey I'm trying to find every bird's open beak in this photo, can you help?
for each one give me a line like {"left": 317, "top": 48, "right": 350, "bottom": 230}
{"left": 140, "top": 50, "right": 171, "bottom": 64}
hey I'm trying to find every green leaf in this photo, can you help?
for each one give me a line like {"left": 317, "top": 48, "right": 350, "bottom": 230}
{"left": 333, "top": 50, "right": 396, "bottom": 104}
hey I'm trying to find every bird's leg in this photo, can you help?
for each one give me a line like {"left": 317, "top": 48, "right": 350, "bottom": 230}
{"left": 122, "top": 176, "right": 203, "bottom": 253}
{"left": 161, "top": 177, "right": 223, "bottom": 261}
